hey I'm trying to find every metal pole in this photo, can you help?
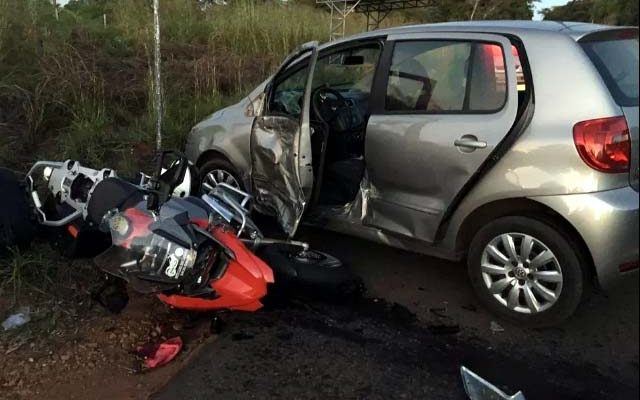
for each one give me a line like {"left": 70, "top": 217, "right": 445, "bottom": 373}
{"left": 329, "top": 2, "right": 334, "bottom": 40}
{"left": 153, "top": 0, "right": 162, "bottom": 151}
{"left": 470, "top": 0, "right": 480, "bottom": 20}
{"left": 366, "top": 10, "right": 370, "bottom": 31}
{"left": 341, "top": 0, "right": 347, "bottom": 37}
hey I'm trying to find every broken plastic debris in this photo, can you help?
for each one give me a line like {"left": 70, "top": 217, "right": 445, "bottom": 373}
{"left": 490, "top": 321, "right": 505, "bottom": 333}
{"left": 2, "top": 307, "right": 30, "bottom": 331}
{"left": 461, "top": 366, "right": 526, "bottom": 399}
{"left": 135, "top": 336, "right": 183, "bottom": 369}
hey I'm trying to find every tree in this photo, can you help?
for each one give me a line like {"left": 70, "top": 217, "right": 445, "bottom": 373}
{"left": 541, "top": 0, "right": 593, "bottom": 21}
{"left": 541, "top": 0, "right": 638, "bottom": 26}
{"left": 410, "top": 0, "right": 536, "bottom": 23}
{"left": 472, "top": 0, "right": 536, "bottom": 20}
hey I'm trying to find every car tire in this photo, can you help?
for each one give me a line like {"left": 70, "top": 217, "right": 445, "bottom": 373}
{"left": 199, "top": 156, "right": 244, "bottom": 194}
{"left": 0, "top": 168, "right": 37, "bottom": 252}
{"left": 467, "top": 216, "right": 584, "bottom": 328}
{"left": 256, "top": 244, "right": 362, "bottom": 301}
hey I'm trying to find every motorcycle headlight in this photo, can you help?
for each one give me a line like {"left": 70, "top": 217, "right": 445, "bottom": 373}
{"left": 108, "top": 214, "right": 130, "bottom": 237}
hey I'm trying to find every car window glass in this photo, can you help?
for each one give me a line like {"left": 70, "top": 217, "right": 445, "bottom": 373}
{"left": 269, "top": 59, "right": 310, "bottom": 117}
{"left": 512, "top": 45, "right": 526, "bottom": 92}
{"left": 385, "top": 41, "right": 507, "bottom": 113}
{"left": 581, "top": 37, "right": 639, "bottom": 107}
{"left": 268, "top": 44, "right": 381, "bottom": 118}
{"left": 312, "top": 46, "right": 381, "bottom": 95}
{"left": 468, "top": 43, "right": 507, "bottom": 111}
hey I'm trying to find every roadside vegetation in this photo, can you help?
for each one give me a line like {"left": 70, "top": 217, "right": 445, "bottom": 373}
{"left": 541, "top": 0, "right": 638, "bottom": 25}
{"left": 0, "top": 0, "right": 330, "bottom": 173}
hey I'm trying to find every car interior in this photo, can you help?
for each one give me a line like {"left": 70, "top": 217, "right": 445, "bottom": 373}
{"left": 269, "top": 42, "right": 382, "bottom": 207}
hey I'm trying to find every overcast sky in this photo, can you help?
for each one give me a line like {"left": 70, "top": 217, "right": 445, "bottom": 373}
{"left": 534, "top": 0, "right": 571, "bottom": 20}
{"left": 56, "top": 0, "right": 571, "bottom": 21}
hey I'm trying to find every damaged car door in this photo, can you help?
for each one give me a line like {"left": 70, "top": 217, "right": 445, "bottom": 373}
{"left": 364, "top": 33, "right": 519, "bottom": 243}
{"left": 250, "top": 42, "right": 319, "bottom": 236}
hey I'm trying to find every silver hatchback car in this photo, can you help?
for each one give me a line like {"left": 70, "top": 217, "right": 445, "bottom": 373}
{"left": 186, "top": 21, "right": 639, "bottom": 326}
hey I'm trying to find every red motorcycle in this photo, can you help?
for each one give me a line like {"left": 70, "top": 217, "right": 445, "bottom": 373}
{"left": 22, "top": 151, "right": 349, "bottom": 313}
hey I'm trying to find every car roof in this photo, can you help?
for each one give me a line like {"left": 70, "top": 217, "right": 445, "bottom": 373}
{"left": 320, "top": 20, "right": 635, "bottom": 49}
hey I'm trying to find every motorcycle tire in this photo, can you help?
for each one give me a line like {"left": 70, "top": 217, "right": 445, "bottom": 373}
{"left": 0, "top": 168, "right": 36, "bottom": 252}
{"left": 256, "top": 244, "right": 363, "bottom": 300}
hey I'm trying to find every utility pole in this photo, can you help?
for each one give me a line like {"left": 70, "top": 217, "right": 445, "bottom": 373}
{"left": 152, "top": 0, "right": 162, "bottom": 151}
{"left": 470, "top": 0, "right": 480, "bottom": 20}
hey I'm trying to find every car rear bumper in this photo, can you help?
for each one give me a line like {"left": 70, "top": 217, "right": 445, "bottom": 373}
{"left": 530, "top": 186, "right": 639, "bottom": 291}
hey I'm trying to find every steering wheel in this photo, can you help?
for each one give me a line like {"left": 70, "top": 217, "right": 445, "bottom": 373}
{"left": 312, "top": 86, "right": 353, "bottom": 133}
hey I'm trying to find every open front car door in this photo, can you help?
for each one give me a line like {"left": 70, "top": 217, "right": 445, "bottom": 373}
{"left": 250, "top": 42, "right": 319, "bottom": 236}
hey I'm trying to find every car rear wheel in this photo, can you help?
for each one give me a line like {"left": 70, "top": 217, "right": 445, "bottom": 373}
{"left": 199, "top": 157, "right": 243, "bottom": 194}
{"left": 467, "top": 216, "right": 584, "bottom": 327}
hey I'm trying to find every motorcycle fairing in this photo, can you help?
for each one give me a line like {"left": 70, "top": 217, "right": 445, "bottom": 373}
{"left": 98, "top": 208, "right": 273, "bottom": 310}
{"left": 157, "top": 227, "right": 274, "bottom": 311}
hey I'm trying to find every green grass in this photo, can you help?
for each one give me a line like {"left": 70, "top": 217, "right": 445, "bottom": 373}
{"left": 0, "top": 0, "right": 341, "bottom": 170}
{"left": 0, "top": 246, "right": 57, "bottom": 303}
{"left": 0, "top": 1, "right": 415, "bottom": 171}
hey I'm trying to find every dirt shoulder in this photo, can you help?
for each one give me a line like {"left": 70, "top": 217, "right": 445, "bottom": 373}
{"left": 0, "top": 259, "right": 214, "bottom": 400}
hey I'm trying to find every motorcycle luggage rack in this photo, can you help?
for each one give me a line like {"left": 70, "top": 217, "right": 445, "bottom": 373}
{"left": 202, "top": 183, "right": 310, "bottom": 251}
{"left": 211, "top": 182, "right": 251, "bottom": 209}
{"left": 26, "top": 161, "right": 83, "bottom": 227}
{"left": 202, "top": 183, "right": 255, "bottom": 238}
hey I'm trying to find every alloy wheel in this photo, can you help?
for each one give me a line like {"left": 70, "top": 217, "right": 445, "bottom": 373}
{"left": 480, "top": 233, "right": 563, "bottom": 314}
{"left": 201, "top": 169, "right": 240, "bottom": 193}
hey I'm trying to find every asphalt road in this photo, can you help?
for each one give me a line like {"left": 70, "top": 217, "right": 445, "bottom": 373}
{"left": 155, "top": 228, "right": 639, "bottom": 400}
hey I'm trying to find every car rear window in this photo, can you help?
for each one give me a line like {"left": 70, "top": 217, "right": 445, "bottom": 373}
{"left": 581, "top": 35, "right": 639, "bottom": 107}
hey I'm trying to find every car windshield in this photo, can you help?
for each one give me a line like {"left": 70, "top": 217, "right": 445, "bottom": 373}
{"left": 581, "top": 34, "right": 639, "bottom": 107}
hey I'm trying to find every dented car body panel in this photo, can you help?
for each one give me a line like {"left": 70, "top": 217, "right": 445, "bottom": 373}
{"left": 250, "top": 42, "right": 318, "bottom": 236}
{"left": 251, "top": 116, "right": 309, "bottom": 235}
{"left": 186, "top": 21, "right": 639, "bottom": 291}
{"left": 185, "top": 82, "right": 268, "bottom": 189}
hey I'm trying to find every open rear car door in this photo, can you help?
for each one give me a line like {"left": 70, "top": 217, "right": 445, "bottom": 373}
{"left": 250, "top": 42, "right": 319, "bottom": 237}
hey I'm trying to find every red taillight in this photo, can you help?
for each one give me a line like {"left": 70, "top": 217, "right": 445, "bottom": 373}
{"left": 573, "top": 116, "right": 630, "bottom": 173}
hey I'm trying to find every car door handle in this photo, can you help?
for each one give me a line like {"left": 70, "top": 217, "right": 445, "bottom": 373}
{"left": 454, "top": 135, "right": 487, "bottom": 151}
